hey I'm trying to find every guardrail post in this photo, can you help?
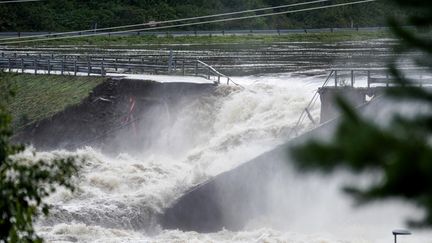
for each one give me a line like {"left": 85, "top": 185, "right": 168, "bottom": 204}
{"left": 48, "top": 59, "right": 51, "bottom": 75}
{"left": 182, "top": 59, "right": 185, "bottom": 75}
{"left": 88, "top": 61, "right": 91, "bottom": 76}
{"left": 34, "top": 60, "right": 37, "bottom": 75}
{"left": 351, "top": 70, "right": 354, "bottom": 87}
{"left": 8, "top": 58, "right": 11, "bottom": 72}
{"left": 195, "top": 61, "right": 198, "bottom": 76}
{"left": 386, "top": 73, "right": 390, "bottom": 87}
{"left": 74, "top": 60, "right": 77, "bottom": 76}
{"left": 218, "top": 75, "right": 220, "bottom": 84}
{"left": 115, "top": 58, "right": 118, "bottom": 71}
{"left": 61, "top": 60, "right": 64, "bottom": 75}
{"left": 101, "top": 61, "right": 105, "bottom": 77}
{"left": 21, "top": 58, "right": 24, "bottom": 73}
{"left": 334, "top": 70, "right": 338, "bottom": 87}
{"left": 168, "top": 50, "right": 173, "bottom": 73}
{"left": 367, "top": 70, "right": 371, "bottom": 88}
{"left": 208, "top": 67, "right": 211, "bottom": 80}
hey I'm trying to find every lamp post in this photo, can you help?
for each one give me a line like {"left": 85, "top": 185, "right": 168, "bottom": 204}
{"left": 392, "top": 229, "right": 411, "bottom": 243}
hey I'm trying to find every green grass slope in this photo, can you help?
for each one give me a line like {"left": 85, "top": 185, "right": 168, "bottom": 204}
{"left": 1, "top": 73, "right": 105, "bottom": 130}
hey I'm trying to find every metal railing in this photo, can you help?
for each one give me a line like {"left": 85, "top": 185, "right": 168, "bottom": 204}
{"left": 330, "top": 67, "right": 432, "bottom": 88}
{"left": 196, "top": 60, "right": 238, "bottom": 85}
{"left": 290, "top": 67, "right": 432, "bottom": 138}
{"left": 0, "top": 52, "right": 239, "bottom": 86}
{"left": 290, "top": 70, "right": 335, "bottom": 137}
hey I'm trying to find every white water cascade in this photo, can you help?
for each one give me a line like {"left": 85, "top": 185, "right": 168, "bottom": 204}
{"left": 13, "top": 73, "right": 430, "bottom": 243}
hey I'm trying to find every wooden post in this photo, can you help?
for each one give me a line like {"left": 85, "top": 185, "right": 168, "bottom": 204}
{"left": 74, "top": 60, "right": 77, "bottom": 76}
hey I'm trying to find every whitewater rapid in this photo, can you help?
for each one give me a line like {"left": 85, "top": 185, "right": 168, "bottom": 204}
{"left": 16, "top": 73, "right": 431, "bottom": 242}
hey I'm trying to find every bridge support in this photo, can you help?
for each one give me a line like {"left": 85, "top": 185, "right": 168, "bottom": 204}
{"left": 318, "top": 87, "right": 369, "bottom": 123}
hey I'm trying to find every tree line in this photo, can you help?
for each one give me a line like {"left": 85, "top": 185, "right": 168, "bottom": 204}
{"left": 0, "top": 0, "right": 405, "bottom": 31}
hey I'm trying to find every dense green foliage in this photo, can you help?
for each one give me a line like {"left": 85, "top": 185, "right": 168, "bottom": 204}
{"left": 0, "top": 0, "right": 404, "bottom": 31}
{"left": 292, "top": 0, "right": 432, "bottom": 227}
{"left": 0, "top": 75, "right": 80, "bottom": 242}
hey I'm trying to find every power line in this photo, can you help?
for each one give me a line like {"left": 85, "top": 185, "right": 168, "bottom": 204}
{"left": 0, "top": 0, "right": 377, "bottom": 45}
{"left": 0, "top": 0, "right": 42, "bottom": 3}
{"left": 0, "top": 0, "right": 330, "bottom": 42}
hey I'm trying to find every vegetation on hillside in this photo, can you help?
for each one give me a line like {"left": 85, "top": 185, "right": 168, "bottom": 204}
{"left": 0, "top": 0, "right": 405, "bottom": 32}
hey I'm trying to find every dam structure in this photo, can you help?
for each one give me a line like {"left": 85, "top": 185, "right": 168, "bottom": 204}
{"left": 160, "top": 66, "right": 432, "bottom": 235}
{"left": 9, "top": 40, "right": 431, "bottom": 242}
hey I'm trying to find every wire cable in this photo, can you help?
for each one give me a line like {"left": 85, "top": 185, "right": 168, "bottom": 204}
{"left": 0, "top": 0, "right": 377, "bottom": 45}
{"left": 0, "top": 0, "right": 330, "bottom": 42}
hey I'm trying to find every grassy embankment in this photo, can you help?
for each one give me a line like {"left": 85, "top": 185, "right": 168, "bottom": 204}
{"left": 23, "top": 30, "right": 393, "bottom": 46}
{"left": 1, "top": 73, "right": 105, "bottom": 130}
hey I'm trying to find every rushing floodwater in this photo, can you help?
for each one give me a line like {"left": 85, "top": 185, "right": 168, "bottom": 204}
{"left": 12, "top": 72, "right": 428, "bottom": 243}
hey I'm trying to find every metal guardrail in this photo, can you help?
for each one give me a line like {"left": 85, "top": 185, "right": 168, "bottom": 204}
{"left": 290, "top": 70, "right": 335, "bottom": 137}
{"left": 196, "top": 60, "right": 238, "bottom": 85}
{"left": 290, "top": 67, "right": 432, "bottom": 137}
{"left": 330, "top": 68, "right": 432, "bottom": 88}
{"left": 0, "top": 52, "right": 237, "bottom": 86}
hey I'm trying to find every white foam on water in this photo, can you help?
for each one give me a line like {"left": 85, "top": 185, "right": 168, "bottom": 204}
{"left": 15, "top": 73, "right": 431, "bottom": 242}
